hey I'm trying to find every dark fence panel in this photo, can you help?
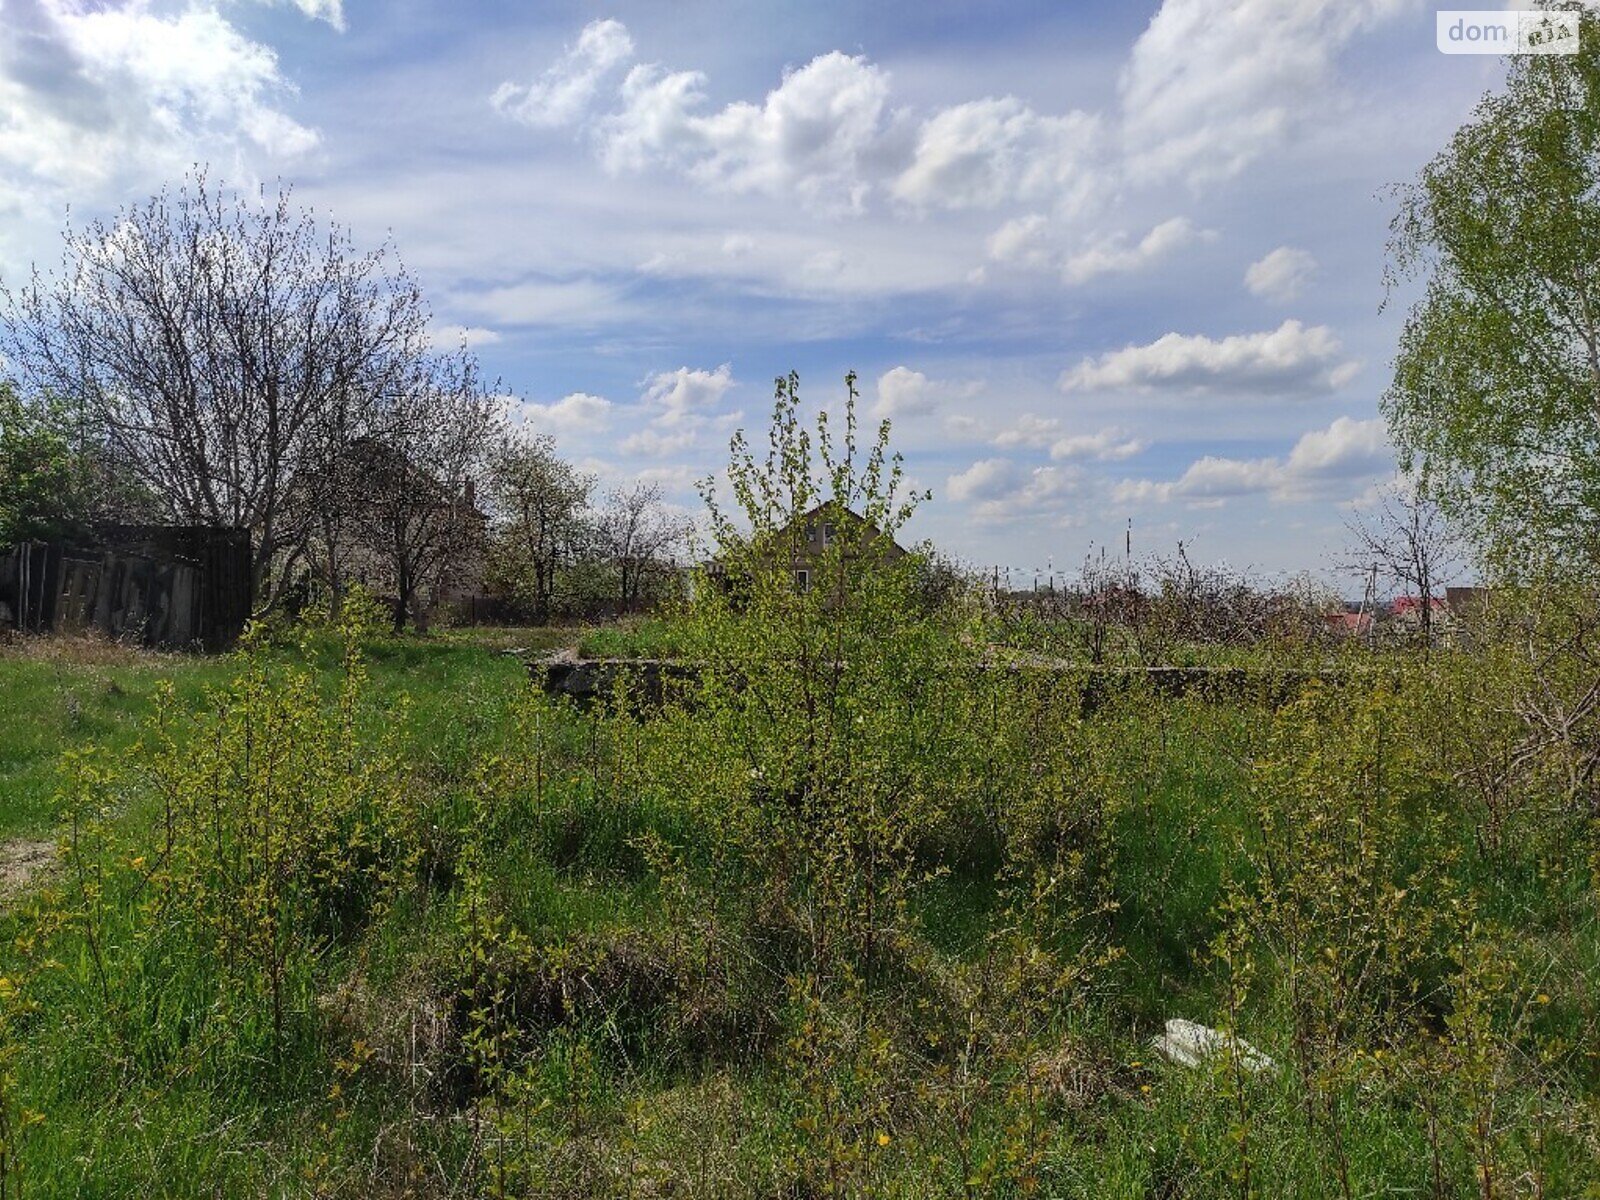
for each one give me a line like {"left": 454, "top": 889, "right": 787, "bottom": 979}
{"left": 0, "top": 526, "right": 252, "bottom": 651}
{"left": 0, "top": 542, "right": 60, "bottom": 634}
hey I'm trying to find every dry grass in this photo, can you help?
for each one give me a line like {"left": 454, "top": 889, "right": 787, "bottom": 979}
{"left": 0, "top": 837, "right": 56, "bottom": 907}
{"left": 1026, "top": 1034, "right": 1121, "bottom": 1110}
{"left": 0, "top": 630, "right": 177, "bottom": 668}
{"left": 320, "top": 969, "right": 457, "bottom": 1107}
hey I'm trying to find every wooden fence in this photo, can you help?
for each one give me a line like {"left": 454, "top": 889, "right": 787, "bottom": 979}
{"left": 0, "top": 526, "right": 253, "bottom": 651}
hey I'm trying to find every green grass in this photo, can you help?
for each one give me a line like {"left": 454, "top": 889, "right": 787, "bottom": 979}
{"left": 0, "top": 630, "right": 539, "bottom": 842}
{"left": 0, "top": 629, "right": 546, "bottom": 1197}
{"left": 0, "top": 642, "right": 237, "bottom": 839}
{"left": 576, "top": 617, "right": 689, "bottom": 660}
{"left": 1, "top": 622, "right": 1596, "bottom": 1198}
{"left": 428, "top": 623, "right": 586, "bottom": 656}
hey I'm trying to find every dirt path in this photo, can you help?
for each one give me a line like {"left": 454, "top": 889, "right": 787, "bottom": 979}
{"left": 0, "top": 838, "right": 55, "bottom": 908}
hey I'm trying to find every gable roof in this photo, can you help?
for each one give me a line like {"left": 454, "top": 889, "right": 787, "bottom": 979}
{"left": 780, "top": 502, "right": 907, "bottom": 558}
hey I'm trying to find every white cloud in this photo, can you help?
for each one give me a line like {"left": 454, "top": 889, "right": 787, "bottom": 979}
{"left": 947, "top": 457, "right": 1083, "bottom": 524}
{"left": 991, "top": 412, "right": 1061, "bottom": 448}
{"left": 296, "top": 0, "right": 344, "bottom": 27}
{"left": 640, "top": 363, "right": 735, "bottom": 423}
{"left": 515, "top": 391, "right": 613, "bottom": 434}
{"left": 635, "top": 463, "right": 704, "bottom": 494}
{"left": 1062, "top": 217, "right": 1207, "bottom": 285}
{"left": 1282, "top": 414, "right": 1388, "bottom": 477}
{"left": 429, "top": 323, "right": 502, "bottom": 350}
{"left": 892, "top": 97, "right": 1103, "bottom": 212}
{"left": 948, "top": 457, "right": 1024, "bottom": 502}
{"left": 990, "top": 416, "right": 1147, "bottom": 462}
{"left": 1174, "top": 455, "right": 1282, "bottom": 500}
{"left": 1109, "top": 478, "right": 1173, "bottom": 506}
{"left": 692, "top": 53, "right": 890, "bottom": 206}
{"left": 453, "top": 276, "right": 630, "bottom": 326}
{"left": 620, "top": 427, "right": 701, "bottom": 457}
{"left": 0, "top": 0, "right": 319, "bottom": 199}
{"left": 1112, "top": 415, "right": 1390, "bottom": 507}
{"left": 501, "top": 20, "right": 1117, "bottom": 220}
{"left": 597, "top": 51, "right": 891, "bottom": 211}
{"left": 873, "top": 366, "right": 981, "bottom": 419}
{"left": 59, "top": 8, "right": 313, "bottom": 153}
{"left": 804, "top": 248, "right": 847, "bottom": 278}
{"left": 1050, "top": 428, "right": 1148, "bottom": 462}
{"left": 987, "top": 214, "right": 1208, "bottom": 283}
{"left": 619, "top": 364, "right": 739, "bottom": 458}
{"left": 595, "top": 64, "right": 703, "bottom": 173}
{"left": 637, "top": 250, "right": 684, "bottom": 275}
{"left": 985, "top": 213, "right": 1053, "bottom": 268}
{"left": 1244, "top": 246, "right": 1317, "bottom": 303}
{"left": 492, "top": 19, "right": 634, "bottom": 128}
{"left": 1059, "top": 319, "right": 1359, "bottom": 396}
{"left": 0, "top": 0, "right": 326, "bottom": 280}
{"left": 266, "top": 0, "right": 345, "bottom": 30}
{"left": 1120, "top": 0, "right": 1416, "bottom": 185}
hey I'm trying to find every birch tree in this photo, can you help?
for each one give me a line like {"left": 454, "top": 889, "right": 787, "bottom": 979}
{"left": 1385, "top": 7, "right": 1600, "bottom": 575}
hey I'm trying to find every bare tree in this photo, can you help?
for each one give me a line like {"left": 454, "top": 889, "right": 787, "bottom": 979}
{"left": 484, "top": 433, "right": 593, "bottom": 623}
{"left": 595, "top": 482, "right": 690, "bottom": 612}
{"left": 1343, "top": 482, "right": 1462, "bottom": 652}
{"left": 341, "top": 350, "right": 502, "bottom": 632}
{"left": 1071, "top": 546, "right": 1147, "bottom": 665}
{"left": 0, "top": 170, "right": 428, "bottom": 609}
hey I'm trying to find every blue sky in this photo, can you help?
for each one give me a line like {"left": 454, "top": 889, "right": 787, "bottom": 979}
{"left": 0, "top": 0, "right": 1519, "bottom": 585}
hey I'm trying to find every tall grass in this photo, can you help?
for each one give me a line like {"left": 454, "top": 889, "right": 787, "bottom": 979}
{"left": 0, "top": 387, "right": 1595, "bottom": 1194}
{"left": 2, "top": 622, "right": 1597, "bottom": 1196}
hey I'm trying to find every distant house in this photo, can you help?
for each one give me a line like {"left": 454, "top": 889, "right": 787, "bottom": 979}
{"left": 778, "top": 503, "right": 907, "bottom": 593}
{"left": 295, "top": 437, "right": 489, "bottom": 623}
{"left": 1391, "top": 595, "right": 1448, "bottom": 622}
{"left": 1324, "top": 610, "right": 1375, "bottom": 638}
{"left": 702, "top": 502, "right": 908, "bottom": 596}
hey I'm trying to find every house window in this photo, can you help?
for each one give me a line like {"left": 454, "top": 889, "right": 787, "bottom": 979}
{"left": 821, "top": 522, "right": 836, "bottom": 548}
{"left": 795, "top": 568, "right": 811, "bottom": 593}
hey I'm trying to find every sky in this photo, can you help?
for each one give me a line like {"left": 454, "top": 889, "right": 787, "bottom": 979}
{"left": 0, "top": 0, "right": 1525, "bottom": 587}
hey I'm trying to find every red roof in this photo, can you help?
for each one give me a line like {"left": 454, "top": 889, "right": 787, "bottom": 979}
{"left": 1391, "top": 595, "right": 1447, "bottom": 615}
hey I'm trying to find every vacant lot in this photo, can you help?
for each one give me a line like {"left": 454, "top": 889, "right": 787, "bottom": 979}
{"left": 0, "top": 602, "right": 1597, "bottom": 1199}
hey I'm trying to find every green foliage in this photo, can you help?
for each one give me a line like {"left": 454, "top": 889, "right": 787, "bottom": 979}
{"left": 2, "top": 384, "right": 1599, "bottom": 1195}
{"left": 483, "top": 433, "right": 594, "bottom": 623}
{"left": 148, "top": 651, "right": 412, "bottom": 1048}
{"left": 1225, "top": 683, "right": 1457, "bottom": 1194}
{"left": 0, "top": 384, "right": 91, "bottom": 546}
{"left": 0, "top": 938, "right": 40, "bottom": 1200}
{"left": 1385, "top": 5, "right": 1600, "bottom": 574}
{"left": 47, "top": 630, "right": 414, "bottom": 1064}
{"left": 296, "top": 580, "right": 393, "bottom": 644}
{"left": 236, "top": 581, "right": 400, "bottom": 659}
{"left": 576, "top": 617, "right": 688, "bottom": 660}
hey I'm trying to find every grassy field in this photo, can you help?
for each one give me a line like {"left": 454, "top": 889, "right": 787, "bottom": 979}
{"left": 0, "top": 630, "right": 551, "bottom": 841}
{"left": 0, "top": 603, "right": 1596, "bottom": 1198}
{"left": 0, "top": 641, "right": 231, "bottom": 841}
